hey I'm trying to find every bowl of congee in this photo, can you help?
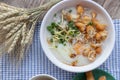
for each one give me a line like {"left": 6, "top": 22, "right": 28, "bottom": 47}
{"left": 40, "top": 0, "right": 115, "bottom": 72}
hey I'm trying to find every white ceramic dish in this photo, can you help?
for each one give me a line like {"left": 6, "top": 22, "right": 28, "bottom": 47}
{"left": 30, "top": 74, "right": 57, "bottom": 80}
{"left": 40, "top": 0, "right": 115, "bottom": 72}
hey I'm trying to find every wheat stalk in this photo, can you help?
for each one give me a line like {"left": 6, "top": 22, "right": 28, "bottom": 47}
{"left": 7, "top": 28, "right": 22, "bottom": 53}
{"left": 2, "top": 23, "right": 16, "bottom": 30}
{"left": 0, "top": 10, "right": 19, "bottom": 20}
{"left": 0, "top": 2, "right": 24, "bottom": 11}
{"left": 6, "top": 23, "right": 24, "bottom": 39}
{"left": 0, "top": 0, "right": 60, "bottom": 61}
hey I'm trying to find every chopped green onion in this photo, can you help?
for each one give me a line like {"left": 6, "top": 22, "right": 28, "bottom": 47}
{"left": 68, "top": 9, "right": 72, "bottom": 13}
{"left": 47, "top": 21, "right": 80, "bottom": 45}
{"left": 87, "top": 21, "right": 93, "bottom": 26}
{"left": 55, "top": 45, "right": 58, "bottom": 48}
{"left": 54, "top": 13, "right": 57, "bottom": 17}
{"left": 50, "top": 39, "right": 53, "bottom": 42}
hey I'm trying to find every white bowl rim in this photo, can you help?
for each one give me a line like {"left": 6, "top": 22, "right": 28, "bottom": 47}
{"left": 30, "top": 74, "right": 57, "bottom": 80}
{"left": 40, "top": 0, "right": 115, "bottom": 72}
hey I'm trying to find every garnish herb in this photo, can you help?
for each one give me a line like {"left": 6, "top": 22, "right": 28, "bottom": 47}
{"left": 87, "top": 21, "right": 93, "bottom": 26}
{"left": 68, "top": 21, "right": 80, "bottom": 37}
{"left": 54, "top": 13, "right": 57, "bottom": 17}
{"left": 68, "top": 9, "right": 72, "bottom": 13}
{"left": 47, "top": 21, "right": 80, "bottom": 46}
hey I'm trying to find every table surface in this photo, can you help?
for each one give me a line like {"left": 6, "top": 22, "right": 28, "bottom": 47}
{"left": 0, "top": 0, "right": 119, "bottom": 19}
{"left": 0, "top": 0, "right": 120, "bottom": 80}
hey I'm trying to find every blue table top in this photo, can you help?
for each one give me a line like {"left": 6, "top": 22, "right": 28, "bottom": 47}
{"left": 0, "top": 20, "right": 120, "bottom": 80}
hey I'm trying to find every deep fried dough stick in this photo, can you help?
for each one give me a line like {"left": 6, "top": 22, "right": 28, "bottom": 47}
{"left": 86, "top": 71, "right": 95, "bottom": 80}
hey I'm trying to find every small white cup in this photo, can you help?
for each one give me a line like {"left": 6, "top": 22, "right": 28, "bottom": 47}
{"left": 30, "top": 74, "right": 57, "bottom": 80}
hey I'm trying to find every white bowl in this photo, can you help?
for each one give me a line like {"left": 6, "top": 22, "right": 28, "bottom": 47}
{"left": 30, "top": 74, "right": 57, "bottom": 80}
{"left": 40, "top": 0, "right": 115, "bottom": 72}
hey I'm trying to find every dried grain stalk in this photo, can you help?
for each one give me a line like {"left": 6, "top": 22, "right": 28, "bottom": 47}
{"left": 0, "top": 0, "right": 60, "bottom": 61}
